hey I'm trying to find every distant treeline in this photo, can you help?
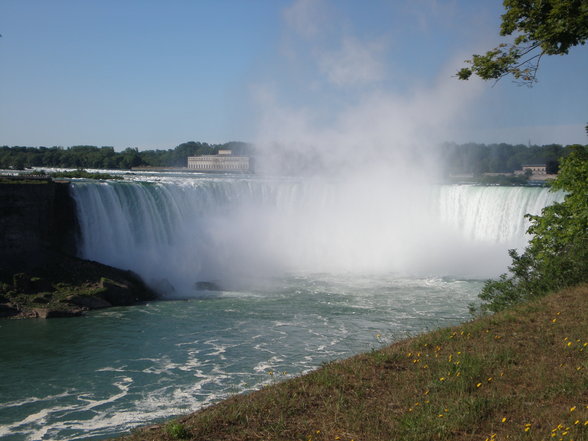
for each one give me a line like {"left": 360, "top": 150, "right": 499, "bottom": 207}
{"left": 439, "top": 142, "right": 584, "bottom": 176}
{"left": 0, "top": 141, "right": 253, "bottom": 170}
{"left": 1, "top": 140, "right": 586, "bottom": 174}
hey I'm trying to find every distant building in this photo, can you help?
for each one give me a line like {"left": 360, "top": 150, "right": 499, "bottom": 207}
{"left": 187, "top": 150, "right": 252, "bottom": 173}
{"left": 514, "top": 163, "right": 556, "bottom": 181}
{"left": 520, "top": 164, "right": 547, "bottom": 175}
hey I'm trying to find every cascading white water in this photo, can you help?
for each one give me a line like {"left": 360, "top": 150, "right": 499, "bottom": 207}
{"left": 70, "top": 176, "right": 563, "bottom": 296}
{"left": 438, "top": 185, "right": 561, "bottom": 243}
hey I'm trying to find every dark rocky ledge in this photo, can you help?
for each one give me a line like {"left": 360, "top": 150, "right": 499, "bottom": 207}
{"left": 0, "top": 252, "right": 157, "bottom": 319}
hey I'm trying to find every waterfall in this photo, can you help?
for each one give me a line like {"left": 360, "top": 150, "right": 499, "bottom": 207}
{"left": 70, "top": 178, "right": 563, "bottom": 295}
{"left": 438, "top": 185, "right": 562, "bottom": 243}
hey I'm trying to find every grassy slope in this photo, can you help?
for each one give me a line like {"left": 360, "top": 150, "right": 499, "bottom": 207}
{"left": 118, "top": 285, "right": 588, "bottom": 441}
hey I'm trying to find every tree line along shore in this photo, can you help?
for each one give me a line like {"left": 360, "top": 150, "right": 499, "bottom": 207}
{"left": 1, "top": 142, "right": 586, "bottom": 178}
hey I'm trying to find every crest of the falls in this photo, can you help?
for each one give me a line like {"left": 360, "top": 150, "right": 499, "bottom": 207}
{"left": 70, "top": 177, "right": 562, "bottom": 296}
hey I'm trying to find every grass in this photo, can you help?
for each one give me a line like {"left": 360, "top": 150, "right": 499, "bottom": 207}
{"left": 164, "top": 421, "right": 191, "bottom": 439}
{"left": 115, "top": 284, "right": 588, "bottom": 441}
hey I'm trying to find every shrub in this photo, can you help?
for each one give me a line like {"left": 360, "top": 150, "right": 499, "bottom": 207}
{"left": 478, "top": 145, "right": 588, "bottom": 313}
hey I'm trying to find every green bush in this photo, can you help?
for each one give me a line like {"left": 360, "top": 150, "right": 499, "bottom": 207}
{"left": 478, "top": 145, "right": 588, "bottom": 313}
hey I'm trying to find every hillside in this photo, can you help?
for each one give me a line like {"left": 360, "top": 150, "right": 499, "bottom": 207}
{"left": 116, "top": 284, "right": 588, "bottom": 441}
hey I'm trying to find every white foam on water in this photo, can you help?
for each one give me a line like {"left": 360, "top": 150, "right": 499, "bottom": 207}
{"left": 0, "top": 392, "right": 75, "bottom": 410}
{"left": 0, "top": 378, "right": 132, "bottom": 440}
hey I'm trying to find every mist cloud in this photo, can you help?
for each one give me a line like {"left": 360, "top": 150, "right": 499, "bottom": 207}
{"left": 318, "top": 36, "right": 386, "bottom": 87}
{"left": 253, "top": 0, "right": 484, "bottom": 177}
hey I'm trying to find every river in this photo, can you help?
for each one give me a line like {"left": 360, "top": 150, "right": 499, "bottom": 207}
{"left": 0, "top": 172, "right": 562, "bottom": 440}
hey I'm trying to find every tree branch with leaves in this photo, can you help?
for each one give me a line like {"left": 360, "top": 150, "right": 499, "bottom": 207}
{"left": 458, "top": 0, "right": 588, "bottom": 85}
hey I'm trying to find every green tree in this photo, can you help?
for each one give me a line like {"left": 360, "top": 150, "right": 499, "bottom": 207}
{"left": 478, "top": 146, "right": 588, "bottom": 313}
{"left": 458, "top": 0, "right": 588, "bottom": 84}
{"left": 118, "top": 147, "right": 144, "bottom": 169}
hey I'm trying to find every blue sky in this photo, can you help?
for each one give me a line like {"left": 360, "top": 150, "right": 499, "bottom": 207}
{"left": 1, "top": 0, "right": 586, "bottom": 150}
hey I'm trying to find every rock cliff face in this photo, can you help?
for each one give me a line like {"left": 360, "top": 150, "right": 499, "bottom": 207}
{"left": 0, "top": 177, "right": 77, "bottom": 271}
{"left": 0, "top": 177, "right": 156, "bottom": 318}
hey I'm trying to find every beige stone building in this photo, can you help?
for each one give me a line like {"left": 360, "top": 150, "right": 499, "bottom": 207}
{"left": 521, "top": 164, "right": 547, "bottom": 175}
{"left": 187, "top": 151, "right": 252, "bottom": 173}
{"left": 514, "top": 164, "right": 557, "bottom": 181}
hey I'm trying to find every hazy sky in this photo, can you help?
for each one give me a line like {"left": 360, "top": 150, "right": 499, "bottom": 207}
{"left": 1, "top": 0, "right": 586, "bottom": 150}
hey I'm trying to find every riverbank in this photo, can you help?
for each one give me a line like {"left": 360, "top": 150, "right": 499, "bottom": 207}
{"left": 116, "top": 284, "right": 588, "bottom": 441}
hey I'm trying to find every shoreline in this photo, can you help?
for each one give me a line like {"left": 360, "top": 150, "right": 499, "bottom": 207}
{"left": 113, "top": 284, "right": 588, "bottom": 441}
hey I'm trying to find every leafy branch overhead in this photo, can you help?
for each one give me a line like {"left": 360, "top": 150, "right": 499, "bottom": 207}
{"left": 458, "top": 0, "right": 588, "bottom": 84}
